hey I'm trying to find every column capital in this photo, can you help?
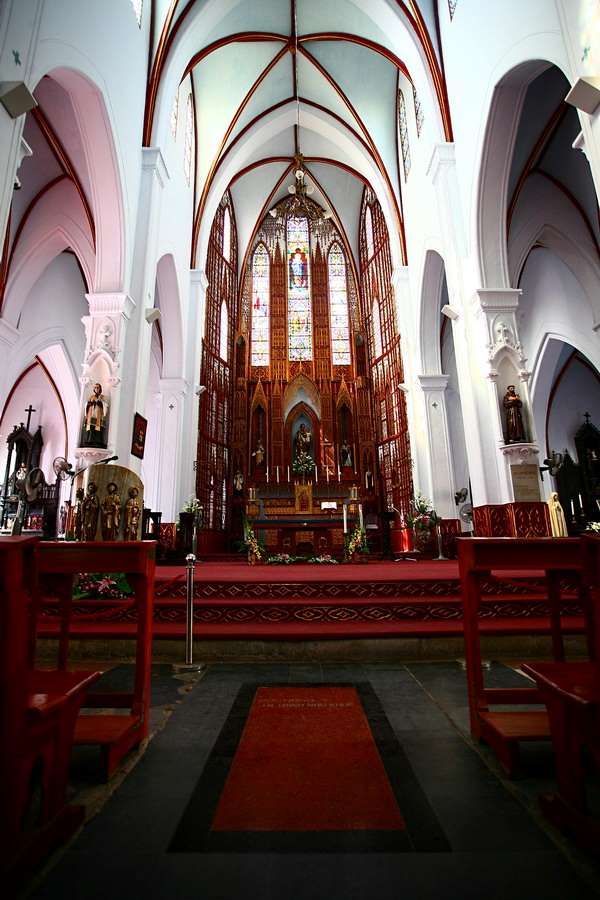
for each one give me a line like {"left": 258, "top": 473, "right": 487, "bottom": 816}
{"left": 190, "top": 268, "right": 209, "bottom": 290}
{"left": 426, "top": 142, "right": 456, "bottom": 182}
{"left": 417, "top": 374, "right": 450, "bottom": 392}
{"left": 85, "top": 292, "right": 135, "bottom": 320}
{"left": 475, "top": 288, "right": 522, "bottom": 312}
{"left": 141, "top": 147, "right": 170, "bottom": 188}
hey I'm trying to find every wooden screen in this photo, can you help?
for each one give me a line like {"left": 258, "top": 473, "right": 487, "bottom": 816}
{"left": 359, "top": 190, "right": 412, "bottom": 515}
{"left": 196, "top": 193, "right": 238, "bottom": 534}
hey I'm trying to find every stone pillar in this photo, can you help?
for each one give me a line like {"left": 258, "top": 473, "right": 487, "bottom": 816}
{"left": 416, "top": 375, "right": 456, "bottom": 519}
{"left": 76, "top": 292, "right": 134, "bottom": 467}
{"left": 115, "top": 147, "right": 169, "bottom": 471}
{"left": 427, "top": 142, "right": 505, "bottom": 506}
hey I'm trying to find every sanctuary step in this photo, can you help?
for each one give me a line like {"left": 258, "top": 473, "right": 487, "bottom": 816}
{"left": 34, "top": 560, "right": 588, "bottom": 642}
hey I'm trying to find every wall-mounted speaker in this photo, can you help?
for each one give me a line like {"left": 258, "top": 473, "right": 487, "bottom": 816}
{"left": 0, "top": 82, "right": 37, "bottom": 118}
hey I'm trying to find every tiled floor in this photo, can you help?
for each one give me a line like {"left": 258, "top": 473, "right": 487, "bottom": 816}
{"left": 26, "top": 662, "right": 600, "bottom": 900}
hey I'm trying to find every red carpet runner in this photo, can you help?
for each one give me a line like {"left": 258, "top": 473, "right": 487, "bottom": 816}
{"left": 211, "top": 686, "right": 405, "bottom": 832}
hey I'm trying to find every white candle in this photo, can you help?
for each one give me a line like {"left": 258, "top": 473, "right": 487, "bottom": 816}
{"left": 343, "top": 504, "right": 348, "bottom": 534}
{"left": 326, "top": 466, "right": 330, "bottom": 483}
{"left": 571, "top": 499, "right": 575, "bottom": 516}
{"left": 276, "top": 466, "right": 280, "bottom": 483}
{"left": 359, "top": 504, "right": 364, "bottom": 530}
{"left": 287, "top": 465, "right": 290, "bottom": 481}
{"left": 578, "top": 494, "right": 583, "bottom": 508}
{"left": 266, "top": 467, "right": 269, "bottom": 484}
{"left": 314, "top": 464, "right": 318, "bottom": 482}
{"left": 337, "top": 466, "right": 341, "bottom": 482}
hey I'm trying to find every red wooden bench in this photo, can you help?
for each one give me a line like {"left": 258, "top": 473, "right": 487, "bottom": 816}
{"left": 522, "top": 534, "right": 600, "bottom": 851}
{"left": 0, "top": 536, "right": 100, "bottom": 880}
{"left": 34, "top": 541, "right": 156, "bottom": 780}
{"left": 457, "top": 537, "right": 590, "bottom": 776}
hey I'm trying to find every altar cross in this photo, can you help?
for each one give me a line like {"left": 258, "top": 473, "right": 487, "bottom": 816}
{"left": 24, "top": 404, "right": 36, "bottom": 432}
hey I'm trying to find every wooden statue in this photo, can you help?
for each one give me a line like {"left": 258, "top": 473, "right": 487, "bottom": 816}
{"left": 548, "top": 492, "right": 568, "bottom": 537}
{"left": 503, "top": 385, "right": 526, "bottom": 443}
{"left": 81, "top": 482, "right": 99, "bottom": 541}
{"left": 73, "top": 488, "right": 84, "bottom": 540}
{"left": 83, "top": 382, "right": 108, "bottom": 447}
{"left": 101, "top": 482, "right": 121, "bottom": 541}
{"left": 123, "top": 486, "right": 141, "bottom": 541}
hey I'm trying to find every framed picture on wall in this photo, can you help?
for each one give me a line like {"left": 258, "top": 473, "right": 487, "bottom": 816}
{"left": 131, "top": 413, "right": 147, "bottom": 459}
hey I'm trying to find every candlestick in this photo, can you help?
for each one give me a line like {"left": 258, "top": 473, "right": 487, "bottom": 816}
{"left": 578, "top": 493, "right": 583, "bottom": 509}
{"left": 358, "top": 504, "right": 364, "bottom": 531}
{"left": 343, "top": 504, "right": 348, "bottom": 534}
{"left": 571, "top": 498, "right": 575, "bottom": 516}
{"left": 353, "top": 443, "right": 357, "bottom": 474}
{"left": 337, "top": 466, "right": 341, "bottom": 482}
{"left": 276, "top": 466, "right": 280, "bottom": 483}
{"left": 287, "top": 465, "right": 290, "bottom": 482}
{"left": 266, "top": 467, "right": 269, "bottom": 484}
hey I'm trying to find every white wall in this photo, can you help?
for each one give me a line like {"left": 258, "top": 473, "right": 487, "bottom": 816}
{"left": 547, "top": 356, "right": 600, "bottom": 459}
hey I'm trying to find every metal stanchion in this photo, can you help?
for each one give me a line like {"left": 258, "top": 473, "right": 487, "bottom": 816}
{"left": 433, "top": 523, "right": 448, "bottom": 561}
{"left": 173, "top": 553, "right": 203, "bottom": 674}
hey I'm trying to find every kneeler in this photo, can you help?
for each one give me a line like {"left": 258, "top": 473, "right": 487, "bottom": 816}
{"left": 0, "top": 537, "right": 100, "bottom": 880}
{"left": 522, "top": 534, "right": 600, "bottom": 852}
{"left": 34, "top": 540, "right": 156, "bottom": 780}
{"left": 458, "top": 537, "right": 591, "bottom": 776}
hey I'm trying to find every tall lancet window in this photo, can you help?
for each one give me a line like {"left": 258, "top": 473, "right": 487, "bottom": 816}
{"left": 328, "top": 243, "right": 351, "bottom": 365}
{"left": 219, "top": 299, "right": 228, "bottom": 361}
{"left": 372, "top": 298, "right": 383, "bottom": 360}
{"left": 365, "top": 204, "right": 374, "bottom": 261}
{"left": 287, "top": 216, "right": 312, "bottom": 360}
{"left": 251, "top": 244, "right": 270, "bottom": 366}
{"left": 398, "top": 89, "right": 411, "bottom": 180}
{"left": 222, "top": 205, "right": 231, "bottom": 262}
{"left": 184, "top": 94, "right": 194, "bottom": 185}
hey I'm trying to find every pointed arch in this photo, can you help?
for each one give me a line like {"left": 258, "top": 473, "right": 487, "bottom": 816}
{"left": 328, "top": 242, "right": 351, "bottom": 365}
{"left": 219, "top": 298, "right": 228, "bottom": 361}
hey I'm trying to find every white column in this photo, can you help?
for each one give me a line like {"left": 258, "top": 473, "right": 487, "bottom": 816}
{"left": 116, "top": 147, "right": 169, "bottom": 471}
{"left": 0, "top": 0, "right": 44, "bottom": 246}
{"left": 153, "top": 376, "right": 188, "bottom": 519}
{"left": 177, "top": 268, "right": 208, "bottom": 506}
{"left": 417, "top": 375, "right": 456, "bottom": 519}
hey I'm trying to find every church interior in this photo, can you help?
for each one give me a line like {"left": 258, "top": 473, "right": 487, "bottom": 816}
{"left": 2, "top": 1, "right": 600, "bottom": 897}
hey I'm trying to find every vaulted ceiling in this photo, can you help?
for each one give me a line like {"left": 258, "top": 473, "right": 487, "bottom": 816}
{"left": 145, "top": 0, "right": 452, "bottom": 274}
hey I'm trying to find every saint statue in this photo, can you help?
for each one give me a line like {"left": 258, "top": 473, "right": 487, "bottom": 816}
{"left": 252, "top": 441, "right": 265, "bottom": 467}
{"left": 503, "top": 385, "right": 526, "bottom": 443}
{"left": 83, "top": 383, "right": 108, "bottom": 447}
{"left": 101, "top": 482, "right": 121, "bottom": 540}
{"left": 295, "top": 423, "right": 311, "bottom": 457}
{"left": 233, "top": 471, "right": 244, "bottom": 494}
{"left": 340, "top": 442, "right": 352, "bottom": 468}
{"left": 73, "top": 487, "right": 84, "bottom": 540}
{"left": 81, "top": 482, "right": 99, "bottom": 541}
{"left": 548, "top": 492, "right": 568, "bottom": 537}
{"left": 123, "top": 486, "right": 141, "bottom": 541}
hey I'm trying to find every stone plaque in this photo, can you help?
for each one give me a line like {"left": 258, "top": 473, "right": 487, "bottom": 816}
{"left": 510, "top": 464, "right": 541, "bottom": 502}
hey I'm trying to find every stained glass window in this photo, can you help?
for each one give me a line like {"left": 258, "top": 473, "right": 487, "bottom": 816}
{"left": 328, "top": 243, "right": 351, "bottom": 365}
{"left": 448, "top": 0, "right": 458, "bottom": 19}
{"left": 365, "top": 204, "right": 374, "bottom": 261}
{"left": 398, "top": 89, "right": 411, "bottom": 180}
{"left": 223, "top": 205, "right": 231, "bottom": 262}
{"left": 131, "top": 0, "right": 143, "bottom": 26}
{"left": 287, "top": 216, "right": 312, "bottom": 361}
{"left": 372, "top": 299, "right": 383, "bottom": 360}
{"left": 219, "top": 299, "right": 228, "bottom": 361}
{"left": 170, "top": 91, "right": 179, "bottom": 139}
{"left": 184, "top": 94, "right": 194, "bottom": 186}
{"left": 251, "top": 244, "right": 270, "bottom": 366}
{"left": 413, "top": 84, "right": 424, "bottom": 137}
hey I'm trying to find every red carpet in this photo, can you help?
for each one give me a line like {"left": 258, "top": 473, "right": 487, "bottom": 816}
{"left": 211, "top": 686, "right": 404, "bottom": 832}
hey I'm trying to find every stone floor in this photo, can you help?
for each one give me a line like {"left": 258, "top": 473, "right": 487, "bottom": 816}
{"left": 23, "top": 661, "right": 600, "bottom": 900}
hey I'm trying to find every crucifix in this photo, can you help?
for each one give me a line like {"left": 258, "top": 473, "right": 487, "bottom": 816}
{"left": 24, "top": 404, "right": 36, "bottom": 432}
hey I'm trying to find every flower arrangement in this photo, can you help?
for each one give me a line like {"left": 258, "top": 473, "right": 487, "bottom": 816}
{"left": 267, "top": 553, "right": 298, "bottom": 564}
{"left": 345, "top": 523, "right": 369, "bottom": 558}
{"left": 73, "top": 572, "right": 133, "bottom": 600}
{"left": 586, "top": 522, "right": 600, "bottom": 533}
{"left": 405, "top": 492, "right": 438, "bottom": 532}
{"left": 292, "top": 450, "right": 314, "bottom": 476}
{"left": 242, "top": 514, "right": 264, "bottom": 561}
{"left": 308, "top": 554, "right": 339, "bottom": 564}
{"left": 182, "top": 497, "right": 202, "bottom": 516}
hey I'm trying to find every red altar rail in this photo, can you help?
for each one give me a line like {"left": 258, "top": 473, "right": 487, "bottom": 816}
{"left": 473, "top": 502, "right": 551, "bottom": 538}
{"left": 0, "top": 537, "right": 100, "bottom": 881}
{"left": 34, "top": 541, "right": 156, "bottom": 779}
{"left": 458, "top": 536, "right": 591, "bottom": 776}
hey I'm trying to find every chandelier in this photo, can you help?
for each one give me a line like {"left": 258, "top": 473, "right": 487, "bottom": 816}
{"left": 266, "top": 154, "right": 333, "bottom": 229}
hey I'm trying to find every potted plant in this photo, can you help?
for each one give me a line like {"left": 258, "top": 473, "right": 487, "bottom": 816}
{"left": 242, "top": 514, "right": 264, "bottom": 565}
{"left": 405, "top": 492, "right": 438, "bottom": 554}
{"left": 345, "top": 522, "right": 369, "bottom": 562}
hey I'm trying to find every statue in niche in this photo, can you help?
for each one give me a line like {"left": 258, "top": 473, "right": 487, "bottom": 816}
{"left": 81, "top": 482, "right": 99, "bottom": 541}
{"left": 233, "top": 471, "right": 244, "bottom": 494}
{"left": 123, "top": 486, "right": 141, "bottom": 541}
{"left": 252, "top": 441, "right": 265, "bottom": 468}
{"left": 503, "top": 385, "right": 526, "bottom": 443}
{"left": 73, "top": 487, "right": 84, "bottom": 540}
{"left": 340, "top": 442, "right": 352, "bottom": 468}
{"left": 101, "top": 482, "right": 121, "bottom": 541}
{"left": 294, "top": 423, "right": 312, "bottom": 457}
{"left": 83, "top": 383, "right": 109, "bottom": 447}
{"left": 548, "top": 492, "right": 568, "bottom": 537}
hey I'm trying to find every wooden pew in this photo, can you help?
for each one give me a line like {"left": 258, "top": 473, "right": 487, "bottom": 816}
{"left": 457, "top": 537, "right": 589, "bottom": 776}
{"left": 34, "top": 541, "right": 156, "bottom": 780}
{"left": 0, "top": 536, "right": 99, "bottom": 880}
{"left": 522, "top": 534, "right": 600, "bottom": 851}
